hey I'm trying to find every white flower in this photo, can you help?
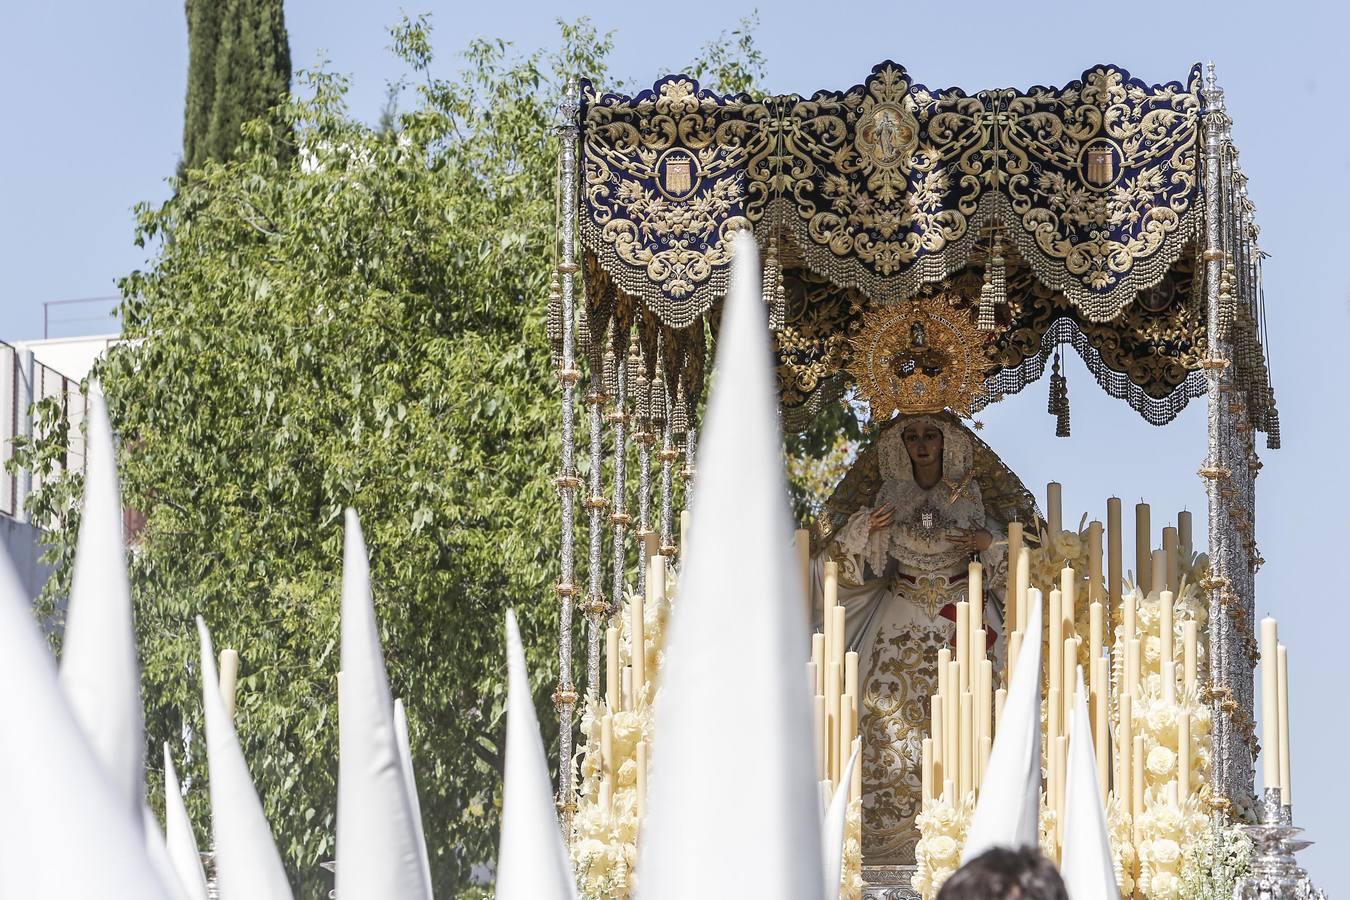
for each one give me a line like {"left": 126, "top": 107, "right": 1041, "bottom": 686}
{"left": 1153, "top": 837, "right": 1182, "bottom": 868}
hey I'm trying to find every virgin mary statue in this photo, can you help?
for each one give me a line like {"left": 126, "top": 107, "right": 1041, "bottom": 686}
{"left": 811, "top": 411, "right": 1037, "bottom": 866}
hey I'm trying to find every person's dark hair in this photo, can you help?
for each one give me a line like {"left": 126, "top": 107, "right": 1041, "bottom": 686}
{"left": 936, "top": 847, "right": 1068, "bottom": 900}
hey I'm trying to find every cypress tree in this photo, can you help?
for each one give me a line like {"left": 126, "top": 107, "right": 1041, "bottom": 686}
{"left": 182, "top": 0, "right": 291, "bottom": 171}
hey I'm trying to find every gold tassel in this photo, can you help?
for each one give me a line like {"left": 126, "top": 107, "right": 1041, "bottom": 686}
{"left": 977, "top": 235, "right": 1005, "bottom": 332}
{"left": 764, "top": 230, "right": 786, "bottom": 330}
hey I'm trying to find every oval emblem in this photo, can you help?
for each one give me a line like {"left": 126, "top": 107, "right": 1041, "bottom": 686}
{"left": 656, "top": 148, "right": 701, "bottom": 201}
{"left": 855, "top": 102, "right": 918, "bottom": 170}
{"left": 1078, "top": 137, "right": 1124, "bottom": 191}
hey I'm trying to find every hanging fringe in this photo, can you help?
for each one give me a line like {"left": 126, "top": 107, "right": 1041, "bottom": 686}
{"left": 1218, "top": 261, "right": 1236, "bottom": 336}
{"left": 546, "top": 273, "right": 564, "bottom": 369}
{"left": 1048, "top": 348, "right": 1070, "bottom": 437}
{"left": 763, "top": 229, "right": 786, "bottom": 330}
{"left": 977, "top": 240, "right": 1005, "bottom": 332}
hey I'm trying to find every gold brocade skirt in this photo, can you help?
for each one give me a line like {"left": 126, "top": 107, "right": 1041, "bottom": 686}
{"left": 858, "top": 570, "right": 970, "bottom": 866}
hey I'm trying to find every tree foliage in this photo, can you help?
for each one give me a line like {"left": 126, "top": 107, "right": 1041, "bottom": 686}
{"left": 17, "top": 15, "right": 769, "bottom": 896}
{"left": 183, "top": 0, "right": 292, "bottom": 170}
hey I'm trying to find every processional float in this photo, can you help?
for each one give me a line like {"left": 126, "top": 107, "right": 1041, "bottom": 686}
{"left": 548, "top": 60, "right": 1321, "bottom": 898}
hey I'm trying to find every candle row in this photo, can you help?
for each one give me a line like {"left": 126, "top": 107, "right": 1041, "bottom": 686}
{"left": 1260, "top": 616, "right": 1293, "bottom": 807}
{"left": 811, "top": 562, "right": 862, "bottom": 803}
{"left": 920, "top": 562, "right": 997, "bottom": 807}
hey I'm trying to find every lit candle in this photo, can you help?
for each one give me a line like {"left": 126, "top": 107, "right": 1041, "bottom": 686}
{"left": 1163, "top": 526, "right": 1179, "bottom": 594}
{"left": 1183, "top": 621, "right": 1198, "bottom": 697}
{"left": 1160, "top": 589, "right": 1175, "bottom": 665}
{"left": 219, "top": 648, "right": 240, "bottom": 720}
{"left": 1278, "top": 644, "right": 1292, "bottom": 806}
{"left": 1178, "top": 510, "right": 1193, "bottom": 562}
{"left": 1260, "top": 617, "right": 1280, "bottom": 791}
{"left": 922, "top": 737, "right": 935, "bottom": 804}
{"left": 1047, "top": 481, "right": 1063, "bottom": 540}
{"left": 606, "top": 626, "right": 621, "bottom": 710}
{"left": 1135, "top": 502, "right": 1151, "bottom": 593}
{"left": 1107, "top": 497, "right": 1123, "bottom": 610}
{"left": 1178, "top": 709, "right": 1191, "bottom": 801}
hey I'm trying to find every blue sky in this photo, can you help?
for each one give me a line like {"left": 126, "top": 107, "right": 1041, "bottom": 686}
{"left": 2, "top": 0, "right": 1346, "bottom": 888}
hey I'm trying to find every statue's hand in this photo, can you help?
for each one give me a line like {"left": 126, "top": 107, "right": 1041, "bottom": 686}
{"left": 868, "top": 502, "right": 896, "bottom": 533}
{"left": 945, "top": 527, "right": 993, "bottom": 552}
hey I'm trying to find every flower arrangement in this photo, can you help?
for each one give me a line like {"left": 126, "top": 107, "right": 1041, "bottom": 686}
{"left": 911, "top": 793, "right": 973, "bottom": 898}
{"left": 571, "top": 564, "right": 674, "bottom": 899}
{"left": 1179, "top": 821, "right": 1252, "bottom": 900}
{"left": 841, "top": 795, "right": 864, "bottom": 900}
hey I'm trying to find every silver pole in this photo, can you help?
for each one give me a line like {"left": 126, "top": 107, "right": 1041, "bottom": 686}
{"left": 553, "top": 82, "right": 581, "bottom": 835}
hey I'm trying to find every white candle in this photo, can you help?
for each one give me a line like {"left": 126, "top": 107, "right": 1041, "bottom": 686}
{"left": 1107, "top": 497, "right": 1123, "bottom": 609}
{"left": 1132, "top": 735, "right": 1145, "bottom": 823}
{"left": 1278, "top": 644, "right": 1292, "bottom": 806}
{"left": 1178, "top": 709, "right": 1191, "bottom": 801}
{"left": 1088, "top": 520, "right": 1103, "bottom": 604}
{"left": 1127, "top": 638, "right": 1141, "bottom": 698}
{"left": 1160, "top": 589, "right": 1175, "bottom": 665}
{"left": 1119, "top": 694, "right": 1133, "bottom": 815}
{"left": 1163, "top": 526, "right": 1179, "bottom": 593}
{"left": 814, "top": 694, "right": 827, "bottom": 780}
{"left": 922, "top": 737, "right": 935, "bottom": 804}
{"left": 1047, "top": 482, "right": 1063, "bottom": 540}
{"left": 959, "top": 692, "right": 973, "bottom": 797}
{"left": 969, "top": 562, "right": 984, "bottom": 672}
{"left": 1183, "top": 621, "right": 1198, "bottom": 697}
{"left": 956, "top": 601, "right": 970, "bottom": 693}
{"left": 831, "top": 606, "right": 847, "bottom": 667}
{"left": 1095, "top": 655, "right": 1109, "bottom": 802}
{"left": 1007, "top": 522, "right": 1024, "bottom": 627}
{"left": 622, "top": 666, "right": 633, "bottom": 710}
{"left": 1162, "top": 659, "right": 1176, "bottom": 707}
{"left": 811, "top": 632, "right": 826, "bottom": 695}
{"left": 845, "top": 651, "right": 860, "bottom": 723}
{"left": 826, "top": 662, "right": 841, "bottom": 781}
{"left": 219, "top": 648, "right": 240, "bottom": 720}
{"left": 1049, "top": 590, "right": 1063, "bottom": 705}
{"left": 601, "top": 713, "right": 614, "bottom": 782}
{"left": 632, "top": 561, "right": 649, "bottom": 705}
{"left": 1016, "top": 548, "right": 1031, "bottom": 633}
{"left": 1061, "top": 566, "right": 1077, "bottom": 642}
{"left": 930, "top": 694, "right": 944, "bottom": 790}
{"left": 1260, "top": 617, "right": 1280, "bottom": 790}
{"left": 606, "top": 626, "right": 621, "bottom": 710}
{"left": 995, "top": 687, "right": 1007, "bottom": 730}
{"left": 1135, "top": 502, "right": 1151, "bottom": 593}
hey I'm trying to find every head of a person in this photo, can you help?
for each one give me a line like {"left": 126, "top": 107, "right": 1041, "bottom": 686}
{"left": 901, "top": 417, "right": 945, "bottom": 474}
{"left": 935, "top": 847, "right": 1068, "bottom": 900}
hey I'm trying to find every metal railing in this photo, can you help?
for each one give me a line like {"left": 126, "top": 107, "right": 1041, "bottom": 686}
{"left": 0, "top": 339, "right": 88, "bottom": 521}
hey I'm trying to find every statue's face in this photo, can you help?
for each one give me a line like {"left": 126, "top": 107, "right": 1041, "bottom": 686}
{"left": 901, "top": 422, "right": 944, "bottom": 471}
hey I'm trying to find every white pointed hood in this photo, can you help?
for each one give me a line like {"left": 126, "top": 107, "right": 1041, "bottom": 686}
{"left": 394, "top": 698, "right": 436, "bottom": 897}
{"left": 197, "top": 617, "right": 293, "bottom": 900}
{"left": 0, "top": 538, "right": 173, "bottom": 898}
{"left": 961, "top": 589, "right": 1044, "bottom": 860}
{"left": 164, "top": 744, "right": 210, "bottom": 900}
{"left": 637, "top": 232, "right": 825, "bottom": 899}
{"left": 335, "top": 510, "right": 433, "bottom": 899}
{"left": 496, "top": 609, "right": 577, "bottom": 900}
{"left": 821, "top": 746, "right": 860, "bottom": 899}
{"left": 1060, "top": 667, "right": 1118, "bottom": 900}
{"left": 58, "top": 390, "right": 145, "bottom": 828}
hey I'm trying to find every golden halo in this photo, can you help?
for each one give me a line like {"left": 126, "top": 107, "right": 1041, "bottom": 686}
{"left": 847, "top": 294, "right": 991, "bottom": 418}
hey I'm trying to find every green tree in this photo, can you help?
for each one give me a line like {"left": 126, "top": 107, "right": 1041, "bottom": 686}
{"left": 182, "top": 0, "right": 292, "bottom": 170}
{"left": 13, "top": 15, "right": 766, "bottom": 897}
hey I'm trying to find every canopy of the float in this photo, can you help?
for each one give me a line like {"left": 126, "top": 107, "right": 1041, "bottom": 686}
{"left": 559, "top": 61, "right": 1279, "bottom": 444}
